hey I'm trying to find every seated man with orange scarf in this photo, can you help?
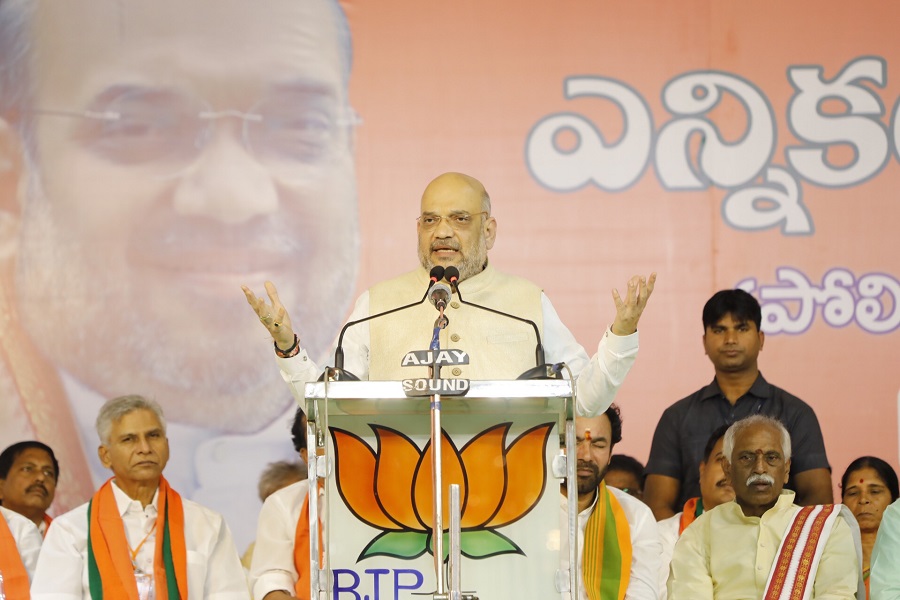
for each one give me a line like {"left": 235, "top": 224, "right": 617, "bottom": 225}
{"left": 31, "top": 395, "right": 248, "bottom": 600}
{"left": 657, "top": 425, "right": 734, "bottom": 593}
{"left": 248, "top": 409, "right": 314, "bottom": 600}
{"left": 0, "top": 504, "right": 42, "bottom": 597}
{"left": 559, "top": 406, "right": 661, "bottom": 600}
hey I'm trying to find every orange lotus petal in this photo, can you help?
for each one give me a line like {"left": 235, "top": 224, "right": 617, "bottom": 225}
{"left": 485, "top": 423, "right": 553, "bottom": 528}
{"left": 331, "top": 429, "right": 398, "bottom": 530}
{"left": 373, "top": 426, "right": 425, "bottom": 530}
{"left": 413, "top": 430, "right": 466, "bottom": 530}
{"left": 459, "top": 423, "right": 510, "bottom": 528}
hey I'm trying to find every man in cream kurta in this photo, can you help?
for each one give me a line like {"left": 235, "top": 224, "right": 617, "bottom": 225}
{"left": 244, "top": 172, "right": 656, "bottom": 418}
{"left": 668, "top": 415, "right": 861, "bottom": 599}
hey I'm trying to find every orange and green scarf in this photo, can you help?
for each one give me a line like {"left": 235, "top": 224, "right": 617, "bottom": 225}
{"left": 86, "top": 477, "right": 188, "bottom": 600}
{"left": 678, "top": 497, "right": 704, "bottom": 535}
{"left": 0, "top": 511, "right": 31, "bottom": 599}
{"left": 582, "top": 481, "right": 632, "bottom": 600}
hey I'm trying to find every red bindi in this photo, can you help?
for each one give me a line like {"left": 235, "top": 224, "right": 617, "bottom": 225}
{"left": 860, "top": 478, "right": 865, "bottom": 484}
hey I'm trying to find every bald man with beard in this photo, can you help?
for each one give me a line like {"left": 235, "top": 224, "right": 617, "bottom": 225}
{"left": 245, "top": 172, "right": 656, "bottom": 418}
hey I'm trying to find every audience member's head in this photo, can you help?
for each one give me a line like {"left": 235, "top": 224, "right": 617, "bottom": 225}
{"left": 573, "top": 404, "right": 623, "bottom": 497}
{"left": 604, "top": 454, "right": 645, "bottom": 500}
{"left": 0, "top": 441, "right": 58, "bottom": 525}
{"left": 723, "top": 415, "right": 791, "bottom": 517}
{"left": 290, "top": 406, "right": 309, "bottom": 464}
{"left": 698, "top": 424, "right": 735, "bottom": 510}
{"left": 257, "top": 460, "right": 306, "bottom": 502}
{"left": 95, "top": 395, "right": 169, "bottom": 489}
{"left": 702, "top": 289, "right": 765, "bottom": 375}
{"left": 702, "top": 289, "right": 762, "bottom": 331}
{"left": 841, "top": 456, "right": 900, "bottom": 536}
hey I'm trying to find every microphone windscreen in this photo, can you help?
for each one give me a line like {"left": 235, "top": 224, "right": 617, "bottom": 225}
{"left": 429, "top": 265, "right": 446, "bottom": 282}
{"left": 444, "top": 266, "right": 460, "bottom": 283}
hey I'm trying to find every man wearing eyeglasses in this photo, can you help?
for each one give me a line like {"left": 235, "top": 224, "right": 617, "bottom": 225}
{"left": 0, "top": 0, "right": 358, "bottom": 549}
{"left": 668, "top": 415, "right": 862, "bottom": 599}
{"left": 245, "top": 171, "right": 655, "bottom": 417}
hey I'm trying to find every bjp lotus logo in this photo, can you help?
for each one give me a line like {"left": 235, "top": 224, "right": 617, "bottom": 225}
{"left": 331, "top": 422, "right": 554, "bottom": 561}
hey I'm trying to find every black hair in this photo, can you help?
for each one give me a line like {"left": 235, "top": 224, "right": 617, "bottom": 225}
{"left": 290, "top": 406, "right": 308, "bottom": 454}
{"left": 840, "top": 456, "right": 900, "bottom": 502}
{"left": 702, "top": 424, "right": 732, "bottom": 463}
{"left": 0, "top": 441, "right": 59, "bottom": 480}
{"left": 608, "top": 454, "right": 644, "bottom": 481}
{"left": 606, "top": 403, "right": 622, "bottom": 445}
{"left": 702, "top": 289, "right": 762, "bottom": 331}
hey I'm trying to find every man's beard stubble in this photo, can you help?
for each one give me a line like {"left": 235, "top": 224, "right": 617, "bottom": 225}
{"left": 418, "top": 233, "right": 488, "bottom": 282}
{"left": 576, "top": 459, "right": 606, "bottom": 496}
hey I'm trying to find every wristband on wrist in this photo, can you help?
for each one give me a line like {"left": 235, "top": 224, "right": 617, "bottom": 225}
{"left": 274, "top": 334, "right": 300, "bottom": 358}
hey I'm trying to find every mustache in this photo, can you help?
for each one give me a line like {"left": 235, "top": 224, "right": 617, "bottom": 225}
{"left": 27, "top": 483, "right": 48, "bottom": 495}
{"left": 577, "top": 460, "right": 600, "bottom": 475}
{"left": 746, "top": 473, "right": 775, "bottom": 486}
{"left": 431, "top": 239, "right": 460, "bottom": 251}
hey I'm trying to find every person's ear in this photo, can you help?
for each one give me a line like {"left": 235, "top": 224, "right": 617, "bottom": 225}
{"left": 483, "top": 215, "right": 497, "bottom": 250}
{"left": 98, "top": 445, "right": 112, "bottom": 469}
{"left": 0, "top": 119, "right": 25, "bottom": 258}
{"left": 783, "top": 458, "right": 791, "bottom": 484}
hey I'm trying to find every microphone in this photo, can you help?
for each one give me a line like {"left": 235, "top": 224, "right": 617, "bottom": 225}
{"left": 428, "top": 282, "right": 452, "bottom": 311}
{"left": 321, "top": 266, "right": 446, "bottom": 381}
{"left": 443, "top": 266, "right": 560, "bottom": 380}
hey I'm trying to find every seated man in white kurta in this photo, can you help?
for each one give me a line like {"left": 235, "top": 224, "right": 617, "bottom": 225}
{"left": 0, "top": 504, "right": 43, "bottom": 593}
{"left": 559, "top": 406, "right": 660, "bottom": 600}
{"left": 243, "top": 172, "right": 656, "bottom": 418}
{"left": 31, "top": 395, "right": 248, "bottom": 600}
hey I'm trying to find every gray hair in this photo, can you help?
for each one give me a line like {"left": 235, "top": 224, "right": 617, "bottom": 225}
{"left": 0, "top": 0, "right": 37, "bottom": 158}
{"left": 95, "top": 395, "right": 167, "bottom": 445}
{"left": 723, "top": 415, "right": 792, "bottom": 462}
{"left": 257, "top": 459, "right": 306, "bottom": 501}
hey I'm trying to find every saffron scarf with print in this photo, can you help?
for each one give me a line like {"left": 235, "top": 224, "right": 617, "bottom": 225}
{"left": 582, "top": 481, "right": 632, "bottom": 600}
{"left": 293, "top": 489, "right": 324, "bottom": 600}
{"left": 678, "top": 497, "right": 703, "bottom": 535}
{"left": 86, "top": 477, "right": 188, "bottom": 600}
{"left": 0, "top": 512, "right": 31, "bottom": 599}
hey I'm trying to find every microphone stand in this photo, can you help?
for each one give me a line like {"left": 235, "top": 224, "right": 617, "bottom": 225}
{"left": 320, "top": 267, "right": 446, "bottom": 381}
{"left": 449, "top": 276, "right": 562, "bottom": 380}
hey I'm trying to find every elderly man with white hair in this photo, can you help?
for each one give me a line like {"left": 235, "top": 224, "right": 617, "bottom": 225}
{"left": 668, "top": 414, "right": 864, "bottom": 600}
{"left": 31, "top": 395, "right": 248, "bottom": 600}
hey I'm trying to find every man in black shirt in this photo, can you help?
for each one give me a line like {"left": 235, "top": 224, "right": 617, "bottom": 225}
{"left": 643, "top": 289, "right": 833, "bottom": 520}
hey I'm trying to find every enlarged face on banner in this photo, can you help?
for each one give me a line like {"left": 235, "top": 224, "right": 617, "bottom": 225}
{"left": 4, "top": 0, "right": 359, "bottom": 430}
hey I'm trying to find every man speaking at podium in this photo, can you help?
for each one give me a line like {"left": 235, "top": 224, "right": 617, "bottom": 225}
{"left": 244, "top": 172, "right": 655, "bottom": 416}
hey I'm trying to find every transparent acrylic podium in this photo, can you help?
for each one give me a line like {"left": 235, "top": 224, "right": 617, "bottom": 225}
{"left": 300, "top": 378, "right": 581, "bottom": 600}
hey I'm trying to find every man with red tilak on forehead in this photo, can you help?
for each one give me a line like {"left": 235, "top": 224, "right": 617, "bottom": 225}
{"left": 668, "top": 415, "right": 863, "bottom": 600}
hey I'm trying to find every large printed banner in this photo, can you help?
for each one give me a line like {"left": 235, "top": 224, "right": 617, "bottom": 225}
{"left": 0, "top": 0, "right": 897, "bottom": 557}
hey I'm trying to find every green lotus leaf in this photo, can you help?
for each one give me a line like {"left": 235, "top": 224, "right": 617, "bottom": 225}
{"left": 358, "top": 531, "right": 429, "bottom": 560}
